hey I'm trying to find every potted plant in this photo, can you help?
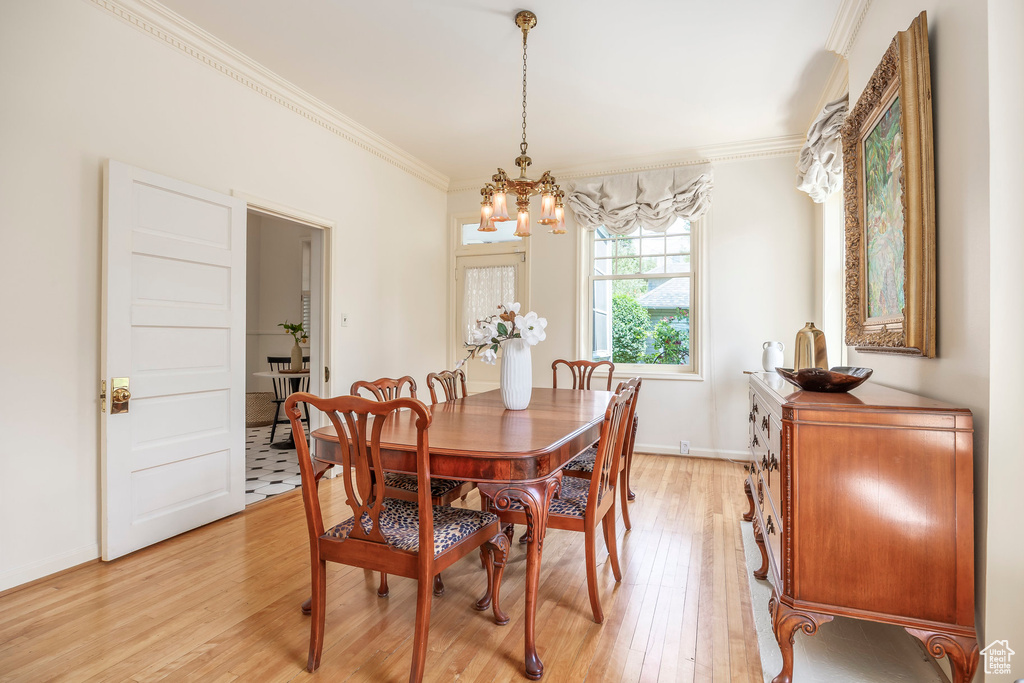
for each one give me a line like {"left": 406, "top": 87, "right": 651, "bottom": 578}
{"left": 278, "top": 321, "right": 308, "bottom": 371}
{"left": 459, "top": 302, "right": 547, "bottom": 410}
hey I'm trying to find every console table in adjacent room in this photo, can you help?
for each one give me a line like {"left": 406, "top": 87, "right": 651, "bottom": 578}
{"left": 742, "top": 372, "right": 979, "bottom": 683}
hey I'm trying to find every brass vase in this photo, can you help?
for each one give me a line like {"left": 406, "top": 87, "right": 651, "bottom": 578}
{"left": 794, "top": 322, "right": 828, "bottom": 371}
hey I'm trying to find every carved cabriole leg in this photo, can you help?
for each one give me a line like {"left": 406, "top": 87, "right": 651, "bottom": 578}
{"left": 769, "top": 596, "right": 834, "bottom": 683}
{"left": 742, "top": 478, "right": 755, "bottom": 522}
{"left": 479, "top": 476, "right": 561, "bottom": 681}
{"left": 905, "top": 628, "right": 980, "bottom": 683}
{"left": 475, "top": 531, "right": 511, "bottom": 625}
{"left": 752, "top": 516, "right": 769, "bottom": 581}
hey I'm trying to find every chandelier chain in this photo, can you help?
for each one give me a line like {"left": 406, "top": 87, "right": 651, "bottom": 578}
{"left": 521, "top": 26, "right": 528, "bottom": 155}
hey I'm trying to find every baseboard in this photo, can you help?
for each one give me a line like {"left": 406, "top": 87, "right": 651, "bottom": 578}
{"left": 0, "top": 543, "right": 100, "bottom": 593}
{"left": 635, "top": 443, "right": 751, "bottom": 461}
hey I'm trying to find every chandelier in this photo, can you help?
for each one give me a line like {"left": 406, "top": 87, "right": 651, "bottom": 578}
{"left": 478, "top": 10, "right": 565, "bottom": 237}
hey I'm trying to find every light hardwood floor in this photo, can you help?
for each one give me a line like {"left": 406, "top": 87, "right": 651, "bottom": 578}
{"left": 0, "top": 454, "right": 762, "bottom": 682}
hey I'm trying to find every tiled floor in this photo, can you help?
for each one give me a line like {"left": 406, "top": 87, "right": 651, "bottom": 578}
{"left": 741, "top": 521, "right": 947, "bottom": 683}
{"left": 244, "top": 424, "right": 303, "bottom": 505}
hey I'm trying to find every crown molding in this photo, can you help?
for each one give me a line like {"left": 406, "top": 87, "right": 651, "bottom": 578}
{"left": 87, "top": 0, "right": 450, "bottom": 192}
{"left": 447, "top": 134, "right": 805, "bottom": 193}
{"left": 825, "top": 0, "right": 873, "bottom": 58}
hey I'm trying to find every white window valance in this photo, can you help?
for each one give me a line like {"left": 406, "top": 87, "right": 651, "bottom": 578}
{"left": 567, "top": 164, "right": 714, "bottom": 236}
{"left": 796, "top": 96, "right": 848, "bottom": 203}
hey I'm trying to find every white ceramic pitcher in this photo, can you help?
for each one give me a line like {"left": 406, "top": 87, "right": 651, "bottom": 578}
{"left": 762, "top": 341, "right": 784, "bottom": 372}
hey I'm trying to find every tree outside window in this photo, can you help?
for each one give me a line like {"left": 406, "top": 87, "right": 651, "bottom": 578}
{"left": 591, "top": 219, "right": 694, "bottom": 369}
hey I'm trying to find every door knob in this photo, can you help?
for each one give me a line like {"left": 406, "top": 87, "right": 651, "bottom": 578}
{"left": 111, "top": 377, "right": 131, "bottom": 414}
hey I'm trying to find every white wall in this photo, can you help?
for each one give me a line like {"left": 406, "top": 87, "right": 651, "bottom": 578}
{"left": 245, "top": 213, "right": 313, "bottom": 395}
{"left": 448, "top": 154, "right": 816, "bottom": 457}
{"left": 0, "top": 0, "right": 447, "bottom": 591}
{"left": 843, "top": 1, "right": 1022, "bottom": 673}
{"left": 985, "top": 0, "right": 1024, "bottom": 678}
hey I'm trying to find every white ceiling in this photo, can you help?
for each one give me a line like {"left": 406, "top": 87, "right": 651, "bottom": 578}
{"left": 158, "top": 0, "right": 842, "bottom": 183}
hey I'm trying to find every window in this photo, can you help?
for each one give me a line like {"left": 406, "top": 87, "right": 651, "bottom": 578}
{"left": 586, "top": 218, "right": 697, "bottom": 373}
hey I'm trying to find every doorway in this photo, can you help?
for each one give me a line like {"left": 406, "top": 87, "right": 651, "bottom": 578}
{"left": 241, "top": 201, "right": 332, "bottom": 505}
{"left": 450, "top": 217, "right": 529, "bottom": 394}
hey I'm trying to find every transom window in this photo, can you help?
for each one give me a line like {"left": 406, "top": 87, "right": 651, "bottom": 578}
{"left": 589, "top": 218, "right": 696, "bottom": 372}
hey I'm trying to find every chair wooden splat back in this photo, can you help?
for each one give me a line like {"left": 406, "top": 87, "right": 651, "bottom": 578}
{"left": 351, "top": 376, "right": 476, "bottom": 597}
{"left": 552, "top": 358, "right": 615, "bottom": 391}
{"left": 284, "top": 392, "right": 509, "bottom": 680}
{"left": 350, "top": 375, "right": 418, "bottom": 402}
{"left": 425, "top": 368, "right": 468, "bottom": 404}
{"left": 564, "top": 377, "right": 642, "bottom": 530}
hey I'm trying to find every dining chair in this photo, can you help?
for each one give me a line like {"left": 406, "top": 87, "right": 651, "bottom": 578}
{"left": 351, "top": 376, "right": 476, "bottom": 597}
{"left": 284, "top": 392, "right": 510, "bottom": 679}
{"left": 425, "top": 368, "right": 468, "bottom": 404}
{"left": 563, "top": 378, "right": 642, "bottom": 531}
{"left": 267, "top": 355, "right": 310, "bottom": 444}
{"left": 486, "top": 383, "right": 635, "bottom": 624}
{"left": 551, "top": 358, "right": 615, "bottom": 391}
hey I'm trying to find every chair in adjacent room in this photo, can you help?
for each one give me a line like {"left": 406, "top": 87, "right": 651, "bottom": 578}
{"left": 267, "top": 355, "right": 310, "bottom": 445}
{"left": 351, "top": 376, "right": 476, "bottom": 596}
{"left": 486, "top": 383, "right": 635, "bottom": 623}
{"left": 284, "top": 392, "right": 510, "bottom": 679}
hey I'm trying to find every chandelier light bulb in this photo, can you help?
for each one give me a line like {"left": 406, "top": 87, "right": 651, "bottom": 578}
{"left": 514, "top": 209, "right": 532, "bottom": 237}
{"left": 550, "top": 204, "right": 566, "bottom": 234}
{"left": 491, "top": 192, "right": 511, "bottom": 222}
{"left": 539, "top": 192, "right": 556, "bottom": 224}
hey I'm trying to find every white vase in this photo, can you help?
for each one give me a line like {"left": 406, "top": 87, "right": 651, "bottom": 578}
{"left": 762, "top": 341, "right": 784, "bottom": 372}
{"left": 290, "top": 339, "right": 303, "bottom": 371}
{"left": 500, "top": 338, "right": 533, "bottom": 410}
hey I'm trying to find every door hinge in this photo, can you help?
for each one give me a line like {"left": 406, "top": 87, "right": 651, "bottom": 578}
{"left": 324, "top": 366, "right": 330, "bottom": 383}
{"left": 100, "top": 379, "right": 107, "bottom": 413}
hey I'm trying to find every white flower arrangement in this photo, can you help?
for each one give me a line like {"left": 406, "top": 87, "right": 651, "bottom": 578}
{"left": 458, "top": 302, "right": 548, "bottom": 367}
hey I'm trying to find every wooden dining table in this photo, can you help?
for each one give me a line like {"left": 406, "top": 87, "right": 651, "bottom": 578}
{"left": 310, "top": 387, "right": 611, "bottom": 680}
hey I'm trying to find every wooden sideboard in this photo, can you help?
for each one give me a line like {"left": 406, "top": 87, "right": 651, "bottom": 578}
{"left": 743, "top": 373, "right": 979, "bottom": 683}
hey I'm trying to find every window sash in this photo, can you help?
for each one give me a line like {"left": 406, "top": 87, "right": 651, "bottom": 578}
{"left": 584, "top": 217, "right": 698, "bottom": 375}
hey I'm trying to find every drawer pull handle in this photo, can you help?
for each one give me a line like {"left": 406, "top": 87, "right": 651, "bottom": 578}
{"left": 766, "top": 515, "right": 776, "bottom": 535}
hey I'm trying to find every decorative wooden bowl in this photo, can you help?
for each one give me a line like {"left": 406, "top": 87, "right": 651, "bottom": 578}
{"left": 775, "top": 366, "right": 873, "bottom": 393}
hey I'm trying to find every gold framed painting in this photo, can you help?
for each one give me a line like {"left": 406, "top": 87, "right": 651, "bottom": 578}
{"left": 842, "top": 11, "right": 935, "bottom": 357}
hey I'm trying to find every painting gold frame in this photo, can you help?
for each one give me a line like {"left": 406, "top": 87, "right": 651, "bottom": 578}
{"left": 842, "top": 12, "right": 935, "bottom": 357}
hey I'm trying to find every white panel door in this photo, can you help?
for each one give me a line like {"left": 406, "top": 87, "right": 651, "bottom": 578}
{"left": 101, "top": 160, "right": 246, "bottom": 561}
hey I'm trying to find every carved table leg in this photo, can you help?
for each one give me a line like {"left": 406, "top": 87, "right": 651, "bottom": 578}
{"left": 905, "top": 628, "right": 979, "bottom": 683}
{"left": 742, "top": 478, "right": 755, "bottom": 522}
{"left": 769, "top": 593, "right": 833, "bottom": 683}
{"left": 479, "top": 475, "right": 561, "bottom": 681}
{"left": 751, "top": 516, "right": 769, "bottom": 581}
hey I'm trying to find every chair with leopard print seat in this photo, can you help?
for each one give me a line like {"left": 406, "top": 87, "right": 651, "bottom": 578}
{"left": 485, "top": 382, "right": 635, "bottom": 624}
{"left": 284, "top": 392, "right": 509, "bottom": 680}
{"left": 351, "top": 376, "right": 476, "bottom": 597}
{"left": 563, "top": 377, "right": 642, "bottom": 531}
